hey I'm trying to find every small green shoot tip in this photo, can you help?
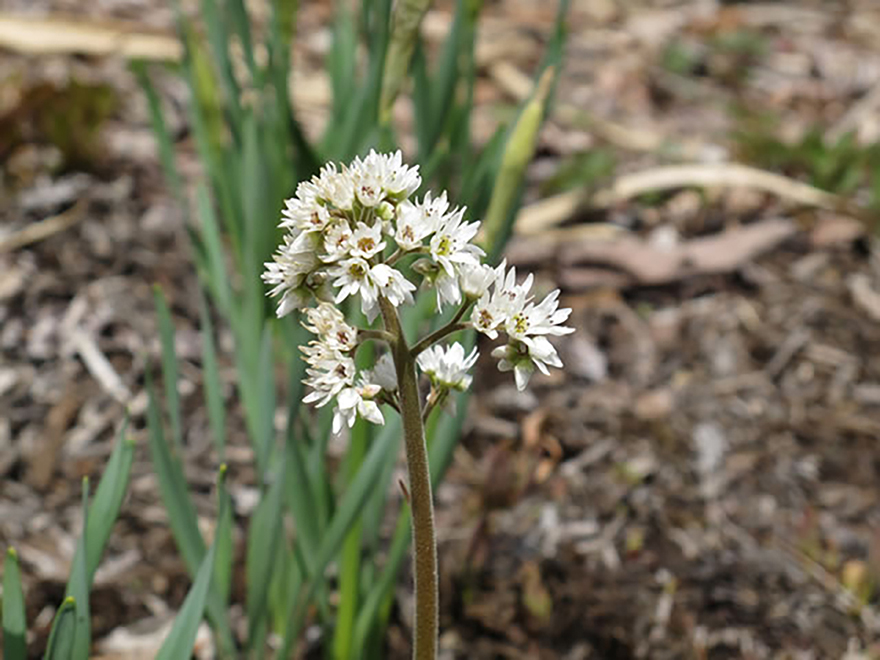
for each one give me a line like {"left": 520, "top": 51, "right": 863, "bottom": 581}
{"left": 64, "top": 596, "right": 76, "bottom": 606}
{"left": 7, "top": 545, "right": 17, "bottom": 559}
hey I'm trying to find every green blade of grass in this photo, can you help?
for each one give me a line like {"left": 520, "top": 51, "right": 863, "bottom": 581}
{"left": 145, "top": 373, "right": 235, "bottom": 655}
{"left": 65, "top": 479, "right": 90, "bottom": 660}
{"left": 156, "top": 469, "right": 231, "bottom": 660}
{"left": 379, "top": 0, "right": 432, "bottom": 122}
{"left": 153, "top": 287, "right": 183, "bottom": 450}
{"left": 146, "top": 371, "right": 205, "bottom": 574}
{"left": 134, "top": 63, "right": 184, "bottom": 202}
{"left": 198, "top": 289, "right": 226, "bottom": 462}
{"left": 277, "top": 404, "right": 404, "bottom": 657}
{"left": 3, "top": 547, "right": 27, "bottom": 660}
{"left": 84, "top": 418, "right": 135, "bottom": 582}
{"left": 481, "top": 67, "right": 555, "bottom": 261}
{"left": 227, "top": 0, "right": 257, "bottom": 81}
{"left": 195, "top": 184, "right": 232, "bottom": 316}
{"left": 244, "top": 459, "right": 285, "bottom": 655}
{"left": 43, "top": 597, "right": 76, "bottom": 660}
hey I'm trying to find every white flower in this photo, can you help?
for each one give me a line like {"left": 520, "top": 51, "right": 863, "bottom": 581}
{"left": 375, "top": 150, "right": 422, "bottom": 199}
{"left": 314, "top": 162, "right": 355, "bottom": 210}
{"left": 434, "top": 268, "right": 461, "bottom": 311}
{"left": 332, "top": 379, "right": 385, "bottom": 433}
{"left": 429, "top": 206, "right": 484, "bottom": 277}
{"left": 492, "top": 337, "right": 563, "bottom": 391}
{"left": 471, "top": 262, "right": 531, "bottom": 339}
{"left": 505, "top": 289, "right": 575, "bottom": 341}
{"left": 459, "top": 262, "right": 496, "bottom": 299}
{"left": 303, "top": 303, "right": 357, "bottom": 351}
{"left": 262, "top": 230, "right": 322, "bottom": 317}
{"left": 321, "top": 221, "right": 353, "bottom": 263}
{"left": 372, "top": 263, "right": 417, "bottom": 309}
{"left": 417, "top": 342, "right": 479, "bottom": 391}
{"left": 330, "top": 257, "right": 385, "bottom": 321}
{"left": 348, "top": 222, "right": 386, "bottom": 259}
{"left": 281, "top": 192, "right": 332, "bottom": 232}
{"left": 352, "top": 166, "right": 386, "bottom": 208}
{"left": 302, "top": 347, "right": 355, "bottom": 407}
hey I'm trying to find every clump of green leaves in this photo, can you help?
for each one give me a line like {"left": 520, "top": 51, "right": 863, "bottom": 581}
{"left": 661, "top": 27, "right": 767, "bottom": 86}
{"left": 2, "top": 425, "right": 134, "bottom": 660}
{"left": 540, "top": 148, "right": 616, "bottom": 197}
{"left": 733, "top": 112, "right": 880, "bottom": 207}
{"left": 134, "top": 0, "right": 571, "bottom": 657}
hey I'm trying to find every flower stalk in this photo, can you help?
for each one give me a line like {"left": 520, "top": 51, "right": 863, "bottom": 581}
{"left": 380, "top": 297, "right": 438, "bottom": 660}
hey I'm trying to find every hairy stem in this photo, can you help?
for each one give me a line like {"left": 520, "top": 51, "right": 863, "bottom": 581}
{"left": 379, "top": 298, "right": 438, "bottom": 660}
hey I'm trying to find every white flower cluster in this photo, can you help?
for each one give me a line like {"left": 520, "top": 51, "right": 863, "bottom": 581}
{"left": 263, "top": 151, "right": 574, "bottom": 430}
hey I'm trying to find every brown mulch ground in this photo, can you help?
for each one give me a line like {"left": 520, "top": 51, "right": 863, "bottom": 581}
{"left": 3, "top": 1, "right": 880, "bottom": 658}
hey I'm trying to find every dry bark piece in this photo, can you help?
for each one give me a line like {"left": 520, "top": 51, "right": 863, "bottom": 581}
{"left": 0, "top": 14, "right": 181, "bottom": 61}
{"left": 560, "top": 218, "right": 797, "bottom": 287}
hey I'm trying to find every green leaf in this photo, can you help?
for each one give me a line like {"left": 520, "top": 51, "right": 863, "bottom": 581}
{"left": 277, "top": 407, "right": 403, "bottom": 656}
{"left": 482, "top": 67, "right": 556, "bottom": 261}
{"left": 3, "top": 547, "right": 26, "bottom": 660}
{"left": 195, "top": 184, "right": 232, "bottom": 316}
{"left": 156, "top": 471, "right": 231, "bottom": 660}
{"left": 64, "top": 479, "right": 90, "bottom": 660}
{"left": 43, "top": 597, "right": 76, "bottom": 660}
{"left": 198, "top": 290, "right": 227, "bottom": 462}
{"left": 244, "top": 460, "right": 285, "bottom": 654}
{"left": 146, "top": 372, "right": 205, "bottom": 575}
{"left": 379, "top": 0, "right": 432, "bottom": 121}
{"left": 134, "top": 63, "right": 184, "bottom": 202}
{"left": 84, "top": 419, "right": 135, "bottom": 582}
{"left": 145, "top": 371, "right": 235, "bottom": 655}
{"left": 153, "top": 287, "right": 183, "bottom": 450}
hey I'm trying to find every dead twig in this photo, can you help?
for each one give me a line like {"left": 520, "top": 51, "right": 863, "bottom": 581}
{"left": 0, "top": 201, "right": 88, "bottom": 253}
{"left": 515, "top": 163, "right": 871, "bottom": 236}
{"left": 0, "top": 13, "right": 181, "bottom": 61}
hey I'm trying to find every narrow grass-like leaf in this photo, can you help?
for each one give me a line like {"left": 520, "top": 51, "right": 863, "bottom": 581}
{"left": 134, "top": 63, "right": 184, "bottom": 202}
{"left": 3, "top": 547, "right": 26, "bottom": 660}
{"left": 145, "top": 370, "right": 235, "bottom": 651}
{"left": 198, "top": 290, "right": 226, "bottom": 462}
{"left": 481, "top": 68, "right": 555, "bottom": 260}
{"left": 84, "top": 419, "right": 134, "bottom": 582}
{"left": 282, "top": 417, "right": 320, "bottom": 574}
{"left": 326, "top": 0, "right": 392, "bottom": 159}
{"left": 278, "top": 408, "right": 403, "bottom": 656}
{"left": 212, "top": 469, "right": 234, "bottom": 613}
{"left": 64, "top": 479, "right": 90, "bottom": 660}
{"left": 145, "top": 375, "right": 204, "bottom": 573}
{"left": 329, "top": 1, "right": 358, "bottom": 128}
{"left": 155, "top": 470, "right": 230, "bottom": 660}
{"left": 195, "top": 184, "right": 232, "bottom": 316}
{"left": 244, "top": 459, "right": 285, "bottom": 655}
{"left": 153, "top": 287, "right": 183, "bottom": 450}
{"left": 238, "top": 326, "right": 275, "bottom": 480}
{"left": 332, "top": 334, "right": 374, "bottom": 660}
{"left": 43, "top": 597, "right": 76, "bottom": 660}
{"left": 228, "top": 0, "right": 257, "bottom": 81}
{"left": 200, "top": 0, "right": 244, "bottom": 137}
{"left": 379, "top": 0, "right": 432, "bottom": 121}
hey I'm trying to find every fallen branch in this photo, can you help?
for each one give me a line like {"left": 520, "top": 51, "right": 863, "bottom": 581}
{"left": 533, "top": 218, "right": 798, "bottom": 289}
{"left": 0, "top": 13, "right": 181, "bottom": 61}
{"left": 514, "top": 162, "right": 872, "bottom": 236}
{"left": 0, "top": 200, "right": 88, "bottom": 253}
